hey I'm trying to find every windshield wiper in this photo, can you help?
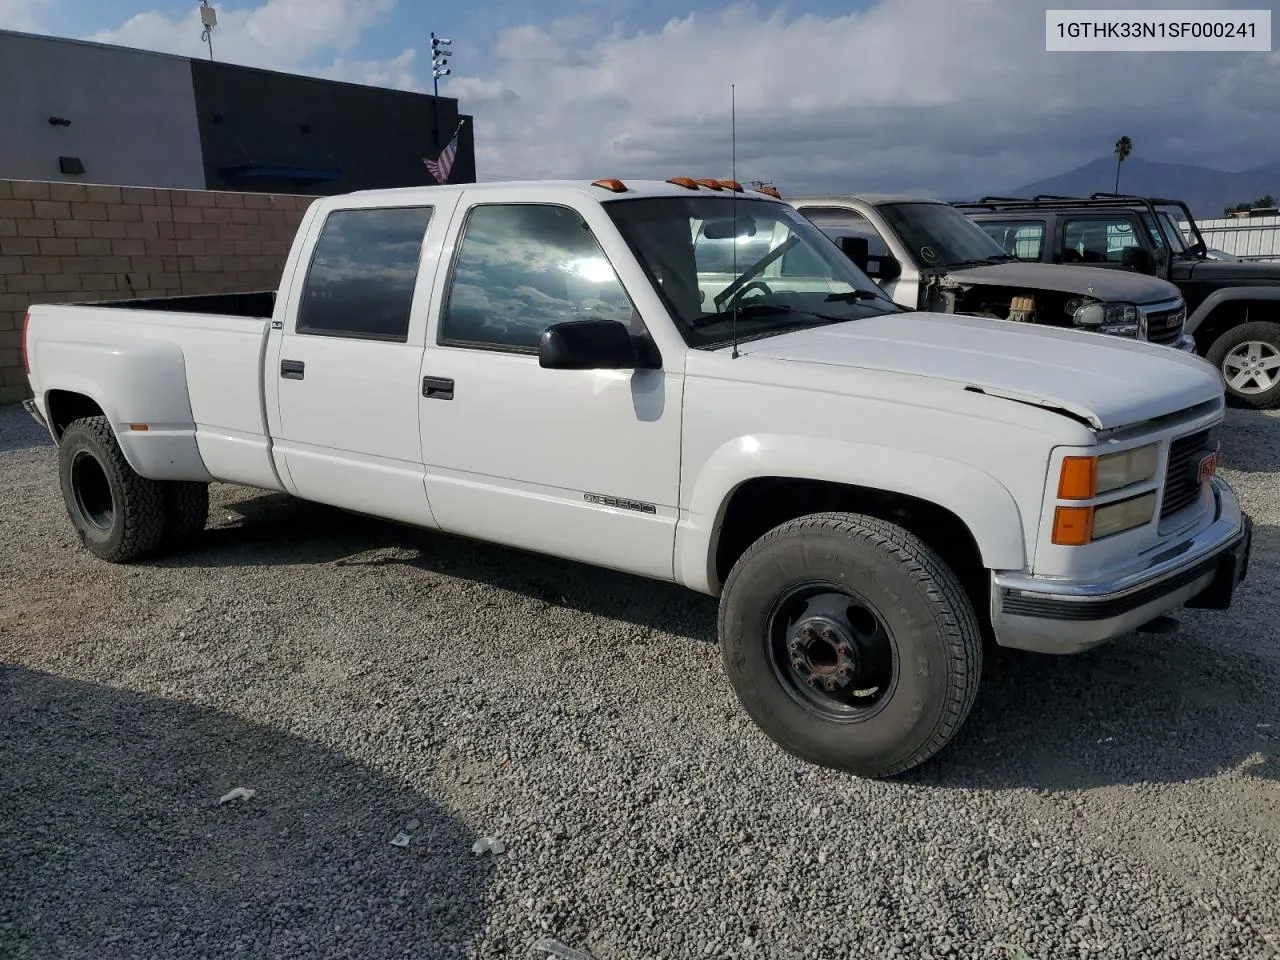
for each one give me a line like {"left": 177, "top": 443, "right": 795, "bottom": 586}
{"left": 690, "top": 301, "right": 852, "bottom": 330}
{"left": 824, "top": 290, "right": 885, "bottom": 302}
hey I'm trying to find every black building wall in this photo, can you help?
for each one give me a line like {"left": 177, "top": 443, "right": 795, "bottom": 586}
{"left": 188, "top": 59, "right": 475, "bottom": 196}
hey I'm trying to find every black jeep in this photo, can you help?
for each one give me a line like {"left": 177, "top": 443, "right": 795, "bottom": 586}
{"left": 958, "top": 193, "right": 1280, "bottom": 408}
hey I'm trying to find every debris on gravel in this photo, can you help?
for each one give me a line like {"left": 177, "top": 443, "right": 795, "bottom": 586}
{"left": 1, "top": 402, "right": 1278, "bottom": 959}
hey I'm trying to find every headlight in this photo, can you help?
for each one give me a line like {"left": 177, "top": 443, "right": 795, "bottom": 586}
{"left": 1092, "top": 492, "right": 1157, "bottom": 538}
{"left": 1057, "top": 443, "right": 1159, "bottom": 499}
{"left": 1065, "top": 299, "right": 1140, "bottom": 336}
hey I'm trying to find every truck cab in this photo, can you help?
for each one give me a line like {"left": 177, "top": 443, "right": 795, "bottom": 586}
{"left": 957, "top": 193, "right": 1280, "bottom": 409}
{"left": 787, "top": 194, "right": 1195, "bottom": 353}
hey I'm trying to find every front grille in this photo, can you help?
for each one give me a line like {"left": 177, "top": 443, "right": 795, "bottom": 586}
{"left": 1143, "top": 304, "right": 1186, "bottom": 345}
{"left": 1161, "top": 428, "right": 1214, "bottom": 518}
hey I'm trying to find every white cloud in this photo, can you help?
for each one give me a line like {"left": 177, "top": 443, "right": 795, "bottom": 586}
{"left": 452, "top": 0, "right": 1280, "bottom": 195}
{"left": 87, "top": 0, "right": 397, "bottom": 72}
{"left": 59, "top": 0, "right": 1280, "bottom": 195}
{"left": 0, "top": 0, "right": 47, "bottom": 31}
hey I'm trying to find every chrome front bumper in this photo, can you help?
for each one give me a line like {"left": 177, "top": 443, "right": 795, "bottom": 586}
{"left": 990, "top": 477, "right": 1251, "bottom": 654}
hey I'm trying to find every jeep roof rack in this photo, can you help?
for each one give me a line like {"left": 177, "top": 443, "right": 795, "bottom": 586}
{"left": 953, "top": 192, "right": 1207, "bottom": 261}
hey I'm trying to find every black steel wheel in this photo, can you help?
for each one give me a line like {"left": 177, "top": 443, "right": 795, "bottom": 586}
{"left": 719, "top": 511, "right": 983, "bottom": 778}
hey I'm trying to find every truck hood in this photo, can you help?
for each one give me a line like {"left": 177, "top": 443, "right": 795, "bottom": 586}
{"left": 942, "top": 261, "right": 1180, "bottom": 303}
{"left": 1185, "top": 257, "right": 1280, "bottom": 284}
{"left": 737, "top": 311, "right": 1222, "bottom": 430}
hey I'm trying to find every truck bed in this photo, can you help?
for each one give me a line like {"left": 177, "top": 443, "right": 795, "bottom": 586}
{"left": 24, "top": 295, "right": 281, "bottom": 490}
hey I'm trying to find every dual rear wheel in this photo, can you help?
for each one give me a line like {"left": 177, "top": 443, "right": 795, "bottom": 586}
{"left": 57, "top": 415, "right": 208, "bottom": 563}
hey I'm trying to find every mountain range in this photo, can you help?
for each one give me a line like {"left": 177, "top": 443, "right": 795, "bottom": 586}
{"left": 988, "top": 157, "right": 1280, "bottom": 220}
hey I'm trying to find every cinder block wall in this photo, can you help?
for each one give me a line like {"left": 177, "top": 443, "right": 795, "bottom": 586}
{"left": 0, "top": 178, "right": 316, "bottom": 405}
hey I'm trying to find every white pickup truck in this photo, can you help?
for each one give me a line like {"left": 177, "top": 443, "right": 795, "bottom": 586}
{"left": 20, "top": 176, "right": 1254, "bottom": 778}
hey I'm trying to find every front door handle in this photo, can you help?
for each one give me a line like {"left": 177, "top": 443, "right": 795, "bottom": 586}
{"left": 422, "top": 376, "right": 454, "bottom": 400}
{"left": 280, "top": 359, "right": 305, "bottom": 380}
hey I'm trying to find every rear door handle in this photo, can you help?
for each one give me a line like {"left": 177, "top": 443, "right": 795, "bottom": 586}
{"left": 422, "top": 376, "right": 454, "bottom": 400}
{"left": 280, "top": 359, "right": 305, "bottom": 380}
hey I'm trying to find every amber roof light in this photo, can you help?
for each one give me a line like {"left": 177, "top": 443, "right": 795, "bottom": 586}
{"left": 667, "top": 177, "right": 700, "bottom": 189}
{"left": 694, "top": 178, "right": 724, "bottom": 190}
{"left": 591, "top": 178, "right": 628, "bottom": 193}
{"left": 756, "top": 185, "right": 782, "bottom": 199}
{"left": 718, "top": 179, "right": 744, "bottom": 191}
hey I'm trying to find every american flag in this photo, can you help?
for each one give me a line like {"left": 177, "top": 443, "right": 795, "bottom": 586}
{"left": 426, "top": 120, "right": 464, "bottom": 184}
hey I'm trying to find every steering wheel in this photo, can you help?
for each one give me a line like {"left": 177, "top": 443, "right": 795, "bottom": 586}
{"left": 723, "top": 279, "right": 772, "bottom": 310}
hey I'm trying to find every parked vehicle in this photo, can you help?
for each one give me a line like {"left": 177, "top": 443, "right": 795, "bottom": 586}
{"left": 786, "top": 194, "right": 1194, "bottom": 353}
{"left": 20, "top": 176, "right": 1252, "bottom": 778}
{"left": 958, "top": 193, "right": 1280, "bottom": 409}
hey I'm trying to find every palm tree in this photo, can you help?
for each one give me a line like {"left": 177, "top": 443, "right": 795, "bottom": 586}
{"left": 1113, "top": 136, "right": 1133, "bottom": 193}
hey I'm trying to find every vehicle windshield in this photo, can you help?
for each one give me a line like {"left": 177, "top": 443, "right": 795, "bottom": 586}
{"left": 876, "top": 201, "right": 1013, "bottom": 269}
{"left": 1152, "top": 209, "right": 1191, "bottom": 254}
{"left": 604, "top": 196, "right": 902, "bottom": 349}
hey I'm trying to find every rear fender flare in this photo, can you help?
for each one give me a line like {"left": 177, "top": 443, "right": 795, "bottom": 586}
{"left": 39, "top": 338, "right": 212, "bottom": 482}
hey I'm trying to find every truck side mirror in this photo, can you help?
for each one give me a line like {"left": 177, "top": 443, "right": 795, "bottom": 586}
{"left": 875, "top": 254, "right": 903, "bottom": 282}
{"left": 839, "top": 235, "right": 870, "bottom": 271}
{"left": 539, "top": 319, "right": 660, "bottom": 370}
{"left": 1121, "top": 246, "right": 1155, "bottom": 274}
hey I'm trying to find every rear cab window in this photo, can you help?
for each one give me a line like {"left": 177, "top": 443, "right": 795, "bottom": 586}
{"left": 295, "top": 206, "right": 435, "bottom": 341}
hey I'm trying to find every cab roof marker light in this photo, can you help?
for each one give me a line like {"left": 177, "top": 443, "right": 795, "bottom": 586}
{"left": 591, "top": 178, "right": 628, "bottom": 193}
{"left": 756, "top": 185, "right": 782, "bottom": 199}
{"left": 695, "top": 178, "right": 724, "bottom": 190}
{"left": 666, "top": 177, "right": 700, "bottom": 190}
{"left": 719, "top": 179, "right": 745, "bottom": 192}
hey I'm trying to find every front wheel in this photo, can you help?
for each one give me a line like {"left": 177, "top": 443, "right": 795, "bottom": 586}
{"left": 718, "top": 512, "right": 983, "bottom": 778}
{"left": 1205, "top": 320, "right": 1280, "bottom": 409}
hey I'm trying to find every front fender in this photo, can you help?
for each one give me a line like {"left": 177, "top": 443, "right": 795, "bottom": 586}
{"left": 674, "top": 434, "right": 1028, "bottom": 595}
{"left": 38, "top": 339, "right": 212, "bottom": 482}
{"left": 1186, "top": 286, "right": 1280, "bottom": 335}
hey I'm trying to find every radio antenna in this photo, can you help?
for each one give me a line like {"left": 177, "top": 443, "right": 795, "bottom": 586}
{"left": 730, "top": 82, "right": 740, "bottom": 359}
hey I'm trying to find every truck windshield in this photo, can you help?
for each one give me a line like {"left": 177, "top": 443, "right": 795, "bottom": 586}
{"left": 604, "top": 196, "right": 902, "bottom": 349}
{"left": 877, "top": 201, "right": 1013, "bottom": 269}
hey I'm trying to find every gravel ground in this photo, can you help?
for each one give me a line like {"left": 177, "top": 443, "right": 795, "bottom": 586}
{"left": 1, "top": 401, "right": 1278, "bottom": 960}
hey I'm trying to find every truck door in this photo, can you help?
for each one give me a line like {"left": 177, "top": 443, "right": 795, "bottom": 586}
{"left": 265, "top": 200, "right": 447, "bottom": 529}
{"left": 414, "top": 188, "right": 684, "bottom": 580}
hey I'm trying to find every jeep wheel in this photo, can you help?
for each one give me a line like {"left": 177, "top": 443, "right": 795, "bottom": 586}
{"left": 718, "top": 512, "right": 983, "bottom": 778}
{"left": 57, "top": 416, "right": 166, "bottom": 563}
{"left": 1206, "top": 320, "right": 1280, "bottom": 409}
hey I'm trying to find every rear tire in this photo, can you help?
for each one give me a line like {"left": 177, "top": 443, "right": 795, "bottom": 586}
{"left": 1205, "top": 320, "right": 1280, "bottom": 409}
{"left": 718, "top": 512, "right": 983, "bottom": 778}
{"left": 162, "top": 481, "right": 209, "bottom": 549}
{"left": 57, "top": 416, "right": 165, "bottom": 563}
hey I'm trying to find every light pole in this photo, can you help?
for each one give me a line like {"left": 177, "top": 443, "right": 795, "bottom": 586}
{"left": 199, "top": 1, "right": 217, "bottom": 61}
{"left": 430, "top": 32, "right": 453, "bottom": 148}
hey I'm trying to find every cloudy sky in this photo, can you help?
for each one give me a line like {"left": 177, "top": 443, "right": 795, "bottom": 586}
{"left": 1, "top": 0, "right": 1277, "bottom": 195}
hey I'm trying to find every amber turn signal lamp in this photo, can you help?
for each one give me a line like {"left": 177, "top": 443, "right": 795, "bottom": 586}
{"left": 1052, "top": 506, "right": 1093, "bottom": 546}
{"left": 1057, "top": 456, "right": 1096, "bottom": 500}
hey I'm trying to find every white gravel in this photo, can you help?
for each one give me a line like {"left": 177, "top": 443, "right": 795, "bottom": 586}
{"left": 1, "top": 402, "right": 1278, "bottom": 960}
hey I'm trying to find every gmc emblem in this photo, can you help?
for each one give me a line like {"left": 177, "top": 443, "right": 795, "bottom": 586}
{"left": 1197, "top": 450, "right": 1219, "bottom": 483}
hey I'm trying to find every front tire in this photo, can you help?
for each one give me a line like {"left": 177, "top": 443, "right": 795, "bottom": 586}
{"left": 1205, "top": 320, "right": 1280, "bottom": 409}
{"left": 57, "top": 416, "right": 166, "bottom": 563}
{"left": 718, "top": 512, "right": 983, "bottom": 778}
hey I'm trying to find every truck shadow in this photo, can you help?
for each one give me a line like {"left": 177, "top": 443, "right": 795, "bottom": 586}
{"left": 1220, "top": 407, "right": 1280, "bottom": 473}
{"left": 163, "top": 489, "right": 719, "bottom": 645}
{"left": 166, "top": 489, "right": 1277, "bottom": 790}
{"left": 0, "top": 665, "right": 491, "bottom": 960}
{"left": 919, "top": 524, "right": 1280, "bottom": 791}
